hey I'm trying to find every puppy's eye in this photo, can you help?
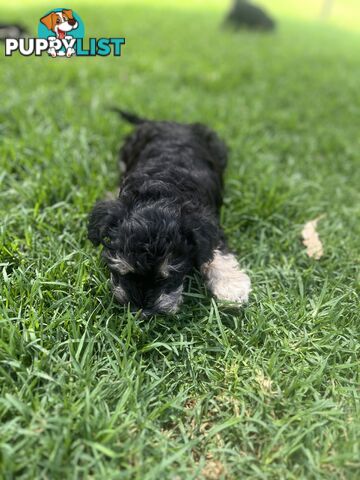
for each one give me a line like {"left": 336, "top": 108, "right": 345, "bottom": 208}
{"left": 159, "top": 259, "right": 170, "bottom": 279}
{"left": 56, "top": 18, "right": 61, "bottom": 24}
{"left": 102, "top": 236, "right": 112, "bottom": 248}
{"left": 159, "top": 270, "right": 169, "bottom": 279}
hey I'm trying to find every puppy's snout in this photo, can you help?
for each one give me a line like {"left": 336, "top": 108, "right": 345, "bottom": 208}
{"left": 141, "top": 306, "right": 179, "bottom": 317}
{"left": 130, "top": 308, "right": 154, "bottom": 318}
{"left": 68, "top": 18, "right": 76, "bottom": 26}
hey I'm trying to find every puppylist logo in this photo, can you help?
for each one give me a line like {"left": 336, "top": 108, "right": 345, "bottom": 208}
{"left": 5, "top": 8, "right": 125, "bottom": 58}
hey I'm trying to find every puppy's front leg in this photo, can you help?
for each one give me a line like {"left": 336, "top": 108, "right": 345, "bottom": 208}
{"left": 66, "top": 47, "right": 75, "bottom": 57}
{"left": 201, "top": 249, "right": 251, "bottom": 304}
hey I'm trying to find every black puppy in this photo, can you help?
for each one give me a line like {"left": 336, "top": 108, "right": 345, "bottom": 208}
{"left": 224, "top": 0, "right": 276, "bottom": 31}
{"left": 88, "top": 111, "right": 251, "bottom": 315}
{"left": 0, "top": 23, "right": 27, "bottom": 41}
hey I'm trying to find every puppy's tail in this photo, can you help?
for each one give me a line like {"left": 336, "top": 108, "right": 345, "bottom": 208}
{"left": 110, "top": 107, "right": 148, "bottom": 125}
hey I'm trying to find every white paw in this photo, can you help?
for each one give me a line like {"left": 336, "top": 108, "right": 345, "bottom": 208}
{"left": 66, "top": 47, "right": 75, "bottom": 57}
{"left": 201, "top": 250, "right": 251, "bottom": 304}
{"left": 212, "top": 270, "right": 251, "bottom": 303}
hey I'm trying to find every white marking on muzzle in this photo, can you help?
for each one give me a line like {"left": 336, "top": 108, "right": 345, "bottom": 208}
{"left": 154, "top": 285, "right": 183, "bottom": 313}
{"left": 110, "top": 274, "right": 128, "bottom": 304}
{"left": 108, "top": 255, "right": 134, "bottom": 275}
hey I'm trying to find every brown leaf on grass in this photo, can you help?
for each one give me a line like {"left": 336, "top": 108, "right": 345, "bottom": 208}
{"left": 255, "top": 369, "right": 274, "bottom": 394}
{"left": 301, "top": 216, "right": 325, "bottom": 260}
{"left": 184, "top": 398, "right": 197, "bottom": 410}
{"left": 201, "top": 457, "right": 226, "bottom": 480}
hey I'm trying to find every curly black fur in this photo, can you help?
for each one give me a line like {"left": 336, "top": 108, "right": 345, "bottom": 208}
{"left": 224, "top": 0, "right": 276, "bottom": 31}
{"left": 88, "top": 111, "right": 229, "bottom": 315}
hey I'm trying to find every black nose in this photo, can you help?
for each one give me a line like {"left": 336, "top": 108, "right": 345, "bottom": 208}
{"left": 129, "top": 307, "right": 150, "bottom": 318}
{"left": 68, "top": 18, "right": 76, "bottom": 26}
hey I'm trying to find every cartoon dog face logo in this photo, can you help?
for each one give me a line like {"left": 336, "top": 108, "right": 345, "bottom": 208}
{"left": 40, "top": 9, "right": 78, "bottom": 40}
{"left": 39, "top": 9, "right": 79, "bottom": 57}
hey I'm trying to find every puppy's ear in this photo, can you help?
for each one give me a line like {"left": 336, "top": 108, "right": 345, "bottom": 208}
{"left": 40, "top": 12, "right": 57, "bottom": 31}
{"left": 62, "top": 9, "right": 73, "bottom": 20}
{"left": 183, "top": 210, "right": 221, "bottom": 267}
{"left": 88, "top": 200, "right": 124, "bottom": 247}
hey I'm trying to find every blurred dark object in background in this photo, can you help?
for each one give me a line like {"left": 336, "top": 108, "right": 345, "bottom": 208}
{"left": 224, "top": 0, "right": 276, "bottom": 31}
{"left": 0, "top": 23, "right": 28, "bottom": 41}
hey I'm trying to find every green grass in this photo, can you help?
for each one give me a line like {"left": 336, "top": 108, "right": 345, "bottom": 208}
{"left": 0, "top": 1, "right": 359, "bottom": 478}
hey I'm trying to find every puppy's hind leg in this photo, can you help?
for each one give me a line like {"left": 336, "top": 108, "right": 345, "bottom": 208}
{"left": 201, "top": 248, "right": 251, "bottom": 304}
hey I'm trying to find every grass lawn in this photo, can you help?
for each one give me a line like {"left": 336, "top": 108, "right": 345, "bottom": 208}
{"left": 0, "top": 0, "right": 359, "bottom": 478}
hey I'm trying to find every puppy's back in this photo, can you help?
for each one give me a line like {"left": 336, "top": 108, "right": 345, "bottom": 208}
{"left": 119, "top": 119, "right": 228, "bottom": 177}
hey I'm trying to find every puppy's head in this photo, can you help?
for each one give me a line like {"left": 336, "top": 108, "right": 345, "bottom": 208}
{"left": 40, "top": 9, "right": 78, "bottom": 39}
{"left": 88, "top": 199, "right": 219, "bottom": 315}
